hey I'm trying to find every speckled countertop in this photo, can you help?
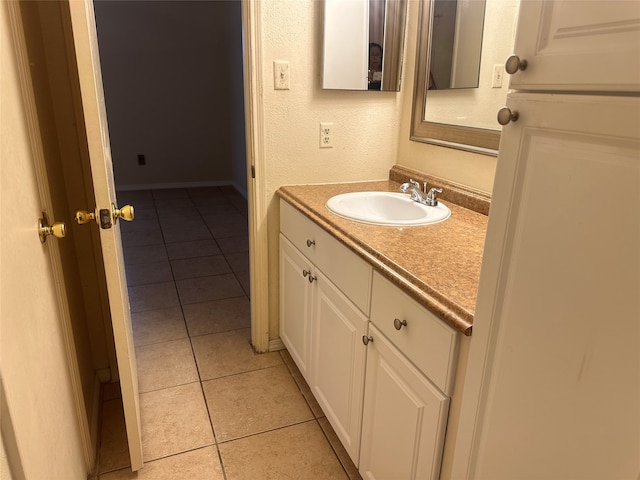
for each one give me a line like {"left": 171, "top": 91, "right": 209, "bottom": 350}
{"left": 277, "top": 178, "right": 489, "bottom": 335}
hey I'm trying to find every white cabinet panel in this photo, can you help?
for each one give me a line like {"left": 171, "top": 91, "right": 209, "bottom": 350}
{"left": 370, "top": 272, "right": 459, "bottom": 395}
{"left": 310, "top": 270, "right": 368, "bottom": 464}
{"left": 279, "top": 235, "right": 313, "bottom": 380}
{"left": 360, "top": 325, "right": 450, "bottom": 480}
{"left": 509, "top": 0, "right": 640, "bottom": 91}
{"left": 280, "top": 200, "right": 372, "bottom": 314}
{"left": 459, "top": 93, "right": 640, "bottom": 479}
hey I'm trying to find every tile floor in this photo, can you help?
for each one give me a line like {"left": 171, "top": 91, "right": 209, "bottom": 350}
{"left": 89, "top": 186, "right": 361, "bottom": 480}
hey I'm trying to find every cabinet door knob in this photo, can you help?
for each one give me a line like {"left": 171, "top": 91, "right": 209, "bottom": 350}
{"left": 393, "top": 318, "right": 408, "bottom": 330}
{"left": 497, "top": 107, "right": 519, "bottom": 126}
{"left": 362, "top": 335, "right": 373, "bottom": 345}
{"left": 306, "top": 239, "right": 315, "bottom": 247}
{"left": 505, "top": 54, "right": 527, "bottom": 74}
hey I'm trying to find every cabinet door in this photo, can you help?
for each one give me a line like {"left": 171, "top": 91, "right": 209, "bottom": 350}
{"left": 509, "top": 1, "right": 640, "bottom": 91}
{"left": 453, "top": 93, "right": 640, "bottom": 479}
{"left": 360, "top": 325, "right": 450, "bottom": 480}
{"left": 279, "top": 235, "right": 313, "bottom": 380}
{"left": 310, "top": 270, "right": 368, "bottom": 465}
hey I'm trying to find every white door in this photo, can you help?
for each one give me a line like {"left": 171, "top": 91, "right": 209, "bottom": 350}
{"left": 67, "top": 1, "right": 143, "bottom": 471}
{"left": 509, "top": 0, "right": 640, "bottom": 91}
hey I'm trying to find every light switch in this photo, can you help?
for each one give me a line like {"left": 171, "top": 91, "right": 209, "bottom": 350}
{"left": 273, "top": 61, "right": 290, "bottom": 90}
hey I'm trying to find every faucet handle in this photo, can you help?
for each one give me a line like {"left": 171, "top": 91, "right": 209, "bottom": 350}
{"left": 409, "top": 178, "right": 420, "bottom": 189}
{"left": 426, "top": 187, "right": 443, "bottom": 206}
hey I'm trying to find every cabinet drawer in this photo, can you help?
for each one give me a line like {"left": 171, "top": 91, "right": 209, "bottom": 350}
{"left": 370, "top": 272, "right": 458, "bottom": 395}
{"left": 280, "top": 199, "right": 372, "bottom": 314}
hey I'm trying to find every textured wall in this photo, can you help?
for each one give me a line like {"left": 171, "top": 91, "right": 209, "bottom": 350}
{"left": 259, "top": 0, "right": 405, "bottom": 337}
{"left": 94, "top": 1, "right": 246, "bottom": 190}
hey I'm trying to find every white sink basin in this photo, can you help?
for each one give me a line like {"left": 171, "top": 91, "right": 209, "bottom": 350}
{"left": 325, "top": 191, "right": 450, "bottom": 226}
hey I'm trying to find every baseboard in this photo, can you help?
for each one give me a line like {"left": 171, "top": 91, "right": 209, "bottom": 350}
{"left": 268, "top": 338, "right": 285, "bottom": 352}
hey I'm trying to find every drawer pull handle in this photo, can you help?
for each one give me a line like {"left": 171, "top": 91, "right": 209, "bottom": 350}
{"left": 393, "top": 318, "right": 408, "bottom": 330}
{"left": 302, "top": 270, "right": 317, "bottom": 283}
{"left": 362, "top": 335, "right": 373, "bottom": 345}
{"left": 306, "top": 239, "right": 315, "bottom": 247}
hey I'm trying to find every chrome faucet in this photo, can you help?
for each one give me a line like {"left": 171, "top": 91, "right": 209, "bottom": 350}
{"left": 399, "top": 179, "right": 442, "bottom": 207}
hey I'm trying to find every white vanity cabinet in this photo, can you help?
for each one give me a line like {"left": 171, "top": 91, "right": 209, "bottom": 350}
{"left": 279, "top": 199, "right": 372, "bottom": 464}
{"left": 359, "top": 273, "right": 458, "bottom": 480}
{"left": 279, "top": 199, "right": 461, "bottom": 476}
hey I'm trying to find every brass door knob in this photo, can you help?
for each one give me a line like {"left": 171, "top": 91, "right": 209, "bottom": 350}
{"left": 39, "top": 212, "right": 66, "bottom": 243}
{"left": 112, "top": 204, "right": 135, "bottom": 222}
{"left": 75, "top": 209, "right": 95, "bottom": 225}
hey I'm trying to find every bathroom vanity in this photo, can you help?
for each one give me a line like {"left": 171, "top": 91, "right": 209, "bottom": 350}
{"left": 277, "top": 167, "right": 489, "bottom": 479}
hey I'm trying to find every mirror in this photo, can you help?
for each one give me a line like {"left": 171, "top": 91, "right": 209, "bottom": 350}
{"left": 323, "top": 0, "right": 407, "bottom": 91}
{"left": 411, "top": 0, "right": 519, "bottom": 154}
{"left": 429, "top": 0, "right": 485, "bottom": 90}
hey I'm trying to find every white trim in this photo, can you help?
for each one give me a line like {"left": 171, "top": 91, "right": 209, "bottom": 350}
{"left": 6, "top": 2, "right": 94, "bottom": 471}
{"left": 268, "top": 338, "right": 285, "bottom": 352}
{"left": 242, "top": 0, "right": 270, "bottom": 353}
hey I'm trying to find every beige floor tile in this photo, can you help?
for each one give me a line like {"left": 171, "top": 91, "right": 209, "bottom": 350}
{"left": 136, "top": 339, "right": 199, "bottom": 393}
{"left": 129, "top": 282, "right": 180, "bottom": 313}
{"left": 139, "top": 383, "right": 214, "bottom": 461}
{"left": 191, "top": 328, "right": 282, "bottom": 380}
{"left": 126, "top": 261, "right": 173, "bottom": 286}
{"left": 204, "top": 220, "right": 248, "bottom": 239}
{"left": 280, "top": 349, "right": 325, "bottom": 419}
{"left": 182, "top": 297, "right": 250, "bottom": 337}
{"left": 216, "top": 235, "right": 249, "bottom": 254}
{"left": 99, "top": 446, "right": 224, "bottom": 480}
{"left": 219, "top": 421, "right": 348, "bottom": 480}
{"left": 235, "top": 270, "right": 251, "bottom": 297}
{"left": 203, "top": 364, "right": 313, "bottom": 442}
{"left": 121, "top": 226, "right": 164, "bottom": 248}
{"left": 123, "top": 244, "right": 167, "bottom": 265}
{"left": 131, "top": 306, "right": 188, "bottom": 347}
{"left": 165, "top": 239, "right": 221, "bottom": 260}
{"left": 318, "top": 417, "right": 362, "bottom": 480}
{"left": 224, "top": 251, "right": 249, "bottom": 273}
{"left": 175, "top": 273, "right": 244, "bottom": 305}
{"left": 98, "top": 399, "right": 130, "bottom": 473}
{"left": 170, "top": 255, "right": 230, "bottom": 280}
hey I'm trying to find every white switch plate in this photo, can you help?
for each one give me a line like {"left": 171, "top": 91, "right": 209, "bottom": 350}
{"left": 273, "top": 60, "right": 290, "bottom": 90}
{"left": 319, "top": 122, "right": 333, "bottom": 148}
{"left": 492, "top": 64, "right": 504, "bottom": 88}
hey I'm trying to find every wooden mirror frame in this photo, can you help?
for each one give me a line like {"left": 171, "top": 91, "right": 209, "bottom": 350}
{"left": 410, "top": 0, "right": 500, "bottom": 155}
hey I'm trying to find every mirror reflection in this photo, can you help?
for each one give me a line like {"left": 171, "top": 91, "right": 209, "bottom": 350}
{"left": 323, "top": 0, "right": 407, "bottom": 91}
{"left": 411, "top": 0, "right": 519, "bottom": 153}
{"left": 429, "top": 0, "right": 486, "bottom": 90}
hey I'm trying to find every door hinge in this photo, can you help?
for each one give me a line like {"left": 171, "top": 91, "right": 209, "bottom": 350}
{"left": 251, "top": 165, "right": 256, "bottom": 179}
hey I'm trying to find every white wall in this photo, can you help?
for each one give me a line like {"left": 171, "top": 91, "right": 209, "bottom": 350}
{"left": 94, "top": 1, "right": 246, "bottom": 191}
{"left": 259, "top": 0, "right": 406, "bottom": 337}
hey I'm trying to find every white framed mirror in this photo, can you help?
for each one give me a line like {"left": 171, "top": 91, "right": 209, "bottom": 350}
{"left": 322, "top": 0, "right": 407, "bottom": 91}
{"left": 411, "top": 0, "right": 519, "bottom": 154}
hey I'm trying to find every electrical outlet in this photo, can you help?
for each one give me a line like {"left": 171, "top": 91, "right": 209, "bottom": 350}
{"left": 319, "top": 122, "right": 333, "bottom": 148}
{"left": 137, "top": 154, "right": 146, "bottom": 166}
{"left": 273, "top": 61, "right": 290, "bottom": 90}
{"left": 492, "top": 64, "right": 504, "bottom": 88}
